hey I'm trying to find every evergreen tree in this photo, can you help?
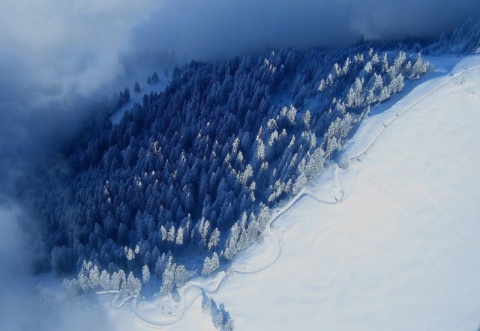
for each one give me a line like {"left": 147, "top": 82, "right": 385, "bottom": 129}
{"left": 123, "top": 87, "right": 130, "bottom": 103}
{"left": 151, "top": 71, "right": 160, "bottom": 84}
{"left": 142, "top": 265, "right": 150, "bottom": 284}
{"left": 134, "top": 81, "right": 141, "bottom": 93}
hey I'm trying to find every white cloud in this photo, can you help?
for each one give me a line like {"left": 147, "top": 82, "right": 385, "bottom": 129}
{"left": 1, "top": 0, "right": 479, "bottom": 115}
{"left": 0, "top": 0, "right": 157, "bottom": 104}
{"left": 124, "top": 0, "right": 480, "bottom": 67}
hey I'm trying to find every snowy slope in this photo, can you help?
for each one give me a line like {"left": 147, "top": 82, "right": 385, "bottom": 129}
{"left": 87, "top": 54, "right": 480, "bottom": 330}
{"left": 211, "top": 54, "right": 480, "bottom": 331}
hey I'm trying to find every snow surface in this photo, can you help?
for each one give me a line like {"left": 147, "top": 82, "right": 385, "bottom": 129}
{"left": 86, "top": 54, "right": 480, "bottom": 330}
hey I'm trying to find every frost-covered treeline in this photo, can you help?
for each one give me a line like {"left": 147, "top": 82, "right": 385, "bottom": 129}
{"left": 202, "top": 293, "right": 234, "bottom": 331}
{"left": 25, "top": 40, "right": 431, "bottom": 296}
{"left": 425, "top": 18, "right": 480, "bottom": 54}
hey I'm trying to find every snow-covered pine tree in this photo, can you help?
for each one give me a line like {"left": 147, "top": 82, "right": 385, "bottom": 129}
{"left": 142, "top": 265, "right": 151, "bottom": 284}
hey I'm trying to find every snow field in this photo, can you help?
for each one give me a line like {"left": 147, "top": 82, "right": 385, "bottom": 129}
{"left": 211, "top": 55, "right": 480, "bottom": 330}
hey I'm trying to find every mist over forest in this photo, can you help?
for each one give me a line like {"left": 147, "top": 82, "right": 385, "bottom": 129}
{"left": 1, "top": 1, "right": 479, "bottom": 330}
{"left": 2, "top": 0, "right": 478, "bottom": 191}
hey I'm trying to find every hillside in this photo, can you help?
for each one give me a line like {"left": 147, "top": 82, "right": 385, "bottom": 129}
{"left": 25, "top": 41, "right": 431, "bottom": 299}
{"left": 16, "top": 19, "right": 480, "bottom": 331}
{"left": 83, "top": 53, "right": 480, "bottom": 331}
{"left": 60, "top": 53, "right": 480, "bottom": 331}
{"left": 209, "top": 55, "right": 480, "bottom": 330}
{"left": 2, "top": 4, "right": 480, "bottom": 331}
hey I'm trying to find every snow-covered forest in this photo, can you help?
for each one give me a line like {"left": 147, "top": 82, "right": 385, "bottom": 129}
{"left": 23, "top": 38, "right": 434, "bottom": 296}
{"left": 0, "top": 23, "right": 467, "bottom": 320}
{"left": 1, "top": 0, "right": 480, "bottom": 329}
{"left": 22, "top": 18, "right": 480, "bottom": 300}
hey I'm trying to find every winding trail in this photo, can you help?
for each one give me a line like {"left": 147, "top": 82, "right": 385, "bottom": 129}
{"left": 127, "top": 184, "right": 345, "bottom": 328}
{"left": 126, "top": 164, "right": 346, "bottom": 328}
{"left": 110, "top": 60, "right": 480, "bottom": 329}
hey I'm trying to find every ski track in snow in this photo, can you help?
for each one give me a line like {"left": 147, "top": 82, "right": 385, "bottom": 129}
{"left": 104, "top": 59, "right": 480, "bottom": 329}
